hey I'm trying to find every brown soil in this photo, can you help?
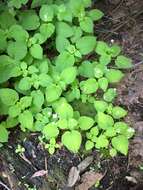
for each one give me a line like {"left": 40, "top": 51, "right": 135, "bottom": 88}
{"left": 1, "top": 0, "right": 143, "bottom": 190}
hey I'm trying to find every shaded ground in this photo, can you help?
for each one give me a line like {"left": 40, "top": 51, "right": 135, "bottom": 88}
{"left": 1, "top": 0, "right": 143, "bottom": 189}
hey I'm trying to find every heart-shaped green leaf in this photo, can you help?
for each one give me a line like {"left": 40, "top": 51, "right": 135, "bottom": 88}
{"left": 76, "top": 36, "right": 96, "bottom": 55}
{"left": 7, "top": 41, "right": 27, "bottom": 60}
{"left": 112, "top": 106, "right": 127, "bottom": 119}
{"left": 55, "top": 101, "right": 73, "bottom": 119}
{"left": 18, "top": 110, "right": 34, "bottom": 131}
{"left": 103, "top": 88, "right": 117, "bottom": 102}
{"left": 97, "top": 112, "right": 114, "bottom": 130}
{"left": 30, "top": 44, "right": 43, "bottom": 59}
{"left": 78, "top": 61, "right": 94, "bottom": 78}
{"left": 94, "top": 100, "right": 108, "bottom": 112}
{"left": 88, "top": 9, "right": 104, "bottom": 21}
{"left": 80, "top": 78, "right": 98, "bottom": 94}
{"left": 78, "top": 116, "right": 94, "bottom": 130}
{"left": 95, "top": 135, "right": 109, "bottom": 148}
{"left": 43, "top": 123, "right": 59, "bottom": 139}
{"left": 55, "top": 51, "right": 75, "bottom": 72}
{"left": 61, "top": 67, "right": 77, "bottom": 84}
{"left": 98, "top": 77, "right": 108, "bottom": 92}
{"left": 56, "top": 22, "right": 73, "bottom": 38}
{"left": 19, "top": 10, "right": 40, "bottom": 30}
{"left": 39, "top": 5, "right": 54, "bottom": 22}
{"left": 85, "top": 140, "right": 94, "bottom": 151}
{"left": 115, "top": 55, "right": 132, "bottom": 69}
{"left": 105, "top": 69, "right": 124, "bottom": 83}
{"left": 80, "top": 17, "right": 93, "bottom": 33}
{"left": 0, "top": 88, "right": 19, "bottom": 106}
{"left": 112, "top": 135, "right": 129, "bottom": 155}
{"left": 45, "top": 84, "right": 62, "bottom": 102}
{"left": 62, "top": 130, "right": 82, "bottom": 153}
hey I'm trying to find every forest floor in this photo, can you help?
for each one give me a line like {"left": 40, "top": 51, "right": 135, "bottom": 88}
{"left": 1, "top": 0, "right": 143, "bottom": 190}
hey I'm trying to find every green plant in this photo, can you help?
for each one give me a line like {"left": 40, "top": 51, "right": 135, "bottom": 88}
{"left": 0, "top": 0, "right": 134, "bottom": 156}
{"left": 45, "top": 138, "right": 60, "bottom": 154}
{"left": 15, "top": 144, "right": 25, "bottom": 155}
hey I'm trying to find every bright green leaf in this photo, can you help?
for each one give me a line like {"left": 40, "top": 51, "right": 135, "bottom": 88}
{"left": 61, "top": 67, "right": 77, "bottom": 84}
{"left": 18, "top": 77, "right": 31, "bottom": 91}
{"left": 71, "top": 26, "right": 83, "bottom": 43}
{"left": 30, "top": 44, "right": 43, "bottom": 59}
{"left": 57, "top": 119, "right": 68, "bottom": 129}
{"left": 55, "top": 101, "right": 73, "bottom": 119}
{"left": 8, "top": 104, "right": 21, "bottom": 118}
{"left": 88, "top": 9, "right": 104, "bottom": 21}
{"left": 40, "top": 23, "right": 55, "bottom": 40}
{"left": 110, "top": 44, "right": 121, "bottom": 57}
{"left": 99, "top": 54, "right": 111, "bottom": 65}
{"left": 105, "top": 69, "right": 124, "bottom": 83}
{"left": 95, "top": 135, "right": 109, "bottom": 148}
{"left": 98, "top": 77, "right": 108, "bottom": 92}
{"left": 56, "top": 35, "right": 70, "bottom": 53}
{"left": 19, "top": 10, "right": 40, "bottom": 30}
{"left": 109, "top": 148, "right": 117, "bottom": 157}
{"left": 56, "top": 22, "right": 73, "bottom": 38}
{"left": 43, "top": 123, "right": 59, "bottom": 139}
{"left": 76, "top": 36, "right": 96, "bottom": 55}
{"left": 112, "top": 135, "right": 129, "bottom": 155}
{"left": 78, "top": 116, "right": 94, "bottom": 130}
{"left": 94, "top": 66, "right": 104, "bottom": 78}
{"left": 18, "top": 110, "right": 34, "bottom": 131}
{"left": 85, "top": 140, "right": 94, "bottom": 151}
{"left": 95, "top": 41, "right": 109, "bottom": 55}
{"left": 80, "top": 78, "right": 98, "bottom": 94}
{"left": 45, "top": 84, "right": 62, "bottom": 102}
{"left": 103, "top": 88, "right": 117, "bottom": 102}
{"left": 55, "top": 51, "right": 75, "bottom": 72}
{"left": 104, "top": 127, "right": 116, "bottom": 137}
{"left": 115, "top": 55, "right": 133, "bottom": 69}
{"left": 19, "top": 96, "right": 32, "bottom": 110}
{"left": 0, "top": 11, "right": 16, "bottom": 29}
{"left": 39, "top": 5, "right": 54, "bottom": 22}
{"left": 68, "top": 118, "right": 78, "bottom": 130}
{"left": 31, "top": 90, "right": 44, "bottom": 108}
{"left": 97, "top": 112, "right": 114, "bottom": 130}
{"left": 7, "top": 41, "right": 27, "bottom": 60}
{"left": 9, "top": 24, "right": 29, "bottom": 42}
{"left": 80, "top": 17, "right": 93, "bottom": 33}
{"left": 90, "top": 127, "right": 99, "bottom": 136}
{"left": 112, "top": 106, "right": 127, "bottom": 119}
{"left": 0, "top": 88, "right": 19, "bottom": 106}
{"left": 62, "top": 130, "right": 82, "bottom": 153}
{"left": 78, "top": 61, "right": 94, "bottom": 78}
{"left": 94, "top": 100, "right": 108, "bottom": 112}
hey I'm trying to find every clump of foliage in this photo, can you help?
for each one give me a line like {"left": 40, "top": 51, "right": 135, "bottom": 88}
{"left": 0, "top": 0, "right": 134, "bottom": 156}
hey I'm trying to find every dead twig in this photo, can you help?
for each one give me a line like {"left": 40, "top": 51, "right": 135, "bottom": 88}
{"left": 0, "top": 181, "right": 11, "bottom": 190}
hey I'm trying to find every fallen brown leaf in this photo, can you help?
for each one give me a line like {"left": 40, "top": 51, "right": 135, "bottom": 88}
{"left": 67, "top": 166, "right": 80, "bottom": 187}
{"left": 76, "top": 171, "right": 103, "bottom": 190}
{"left": 31, "top": 170, "right": 48, "bottom": 178}
{"left": 77, "top": 156, "right": 93, "bottom": 173}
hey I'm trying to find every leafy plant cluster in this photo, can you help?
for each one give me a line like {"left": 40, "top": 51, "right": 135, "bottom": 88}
{"left": 0, "top": 0, "right": 134, "bottom": 156}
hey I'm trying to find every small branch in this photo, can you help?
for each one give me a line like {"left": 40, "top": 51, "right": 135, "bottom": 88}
{"left": 0, "top": 181, "right": 11, "bottom": 190}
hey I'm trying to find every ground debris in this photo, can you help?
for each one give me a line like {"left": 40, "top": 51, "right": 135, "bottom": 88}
{"left": 67, "top": 156, "right": 94, "bottom": 187}
{"left": 67, "top": 167, "right": 80, "bottom": 187}
{"left": 31, "top": 170, "right": 48, "bottom": 178}
{"left": 129, "top": 122, "right": 143, "bottom": 168}
{"left": 75, "top": 171, "right": 103, "bottom": 190}
{"left": 77, "top": 156, "right": 94, "bottom": 173}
